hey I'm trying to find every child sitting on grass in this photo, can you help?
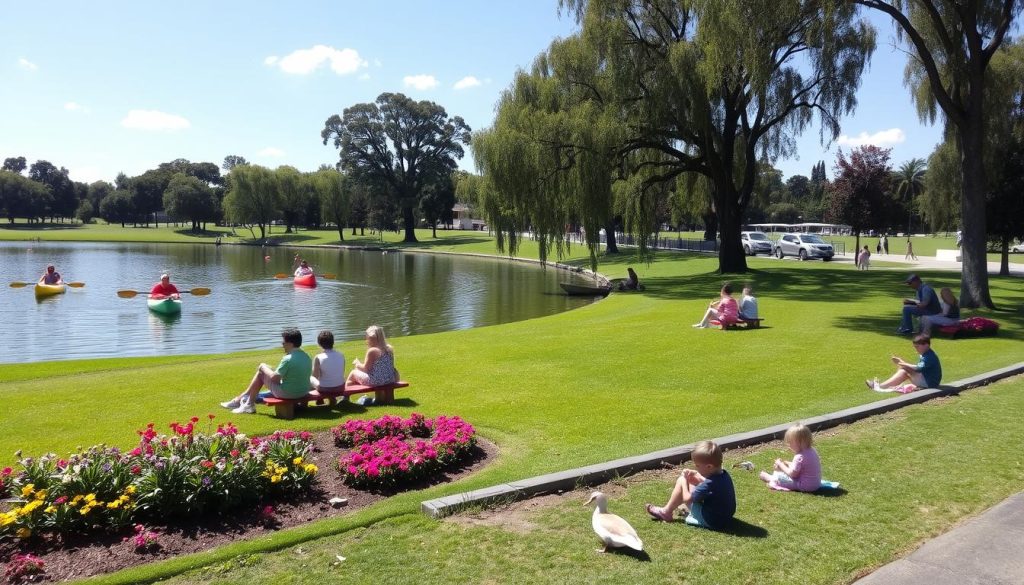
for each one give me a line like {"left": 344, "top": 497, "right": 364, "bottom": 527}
{"left": 693, "top": 283, "right": 739, "bottom": 328}
{"left": 645, "top": 440, "right": 735, "bottom": 529}
{"left": 759, "top": 423, "right": 822, "bottom": 492}
{"left": 739, "top": 285, "right": 758, "bottom": 320}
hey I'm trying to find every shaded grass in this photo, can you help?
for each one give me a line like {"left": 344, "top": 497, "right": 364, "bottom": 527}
{"left": 152, "top": 377, "right": 1024, "bottom": 585}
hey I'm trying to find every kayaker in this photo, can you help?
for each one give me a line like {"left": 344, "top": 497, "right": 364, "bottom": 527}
{"left": 39, "top": 265, "right": 63, "bottom": 285}
{"left": 220, "top": 328, "right": 313, "bottom": 414}
{"left": 294, "top": 259, "right": 314, "bottom": 277}
{"left": 150, "top": 274, "right": 181, "bottom": 299}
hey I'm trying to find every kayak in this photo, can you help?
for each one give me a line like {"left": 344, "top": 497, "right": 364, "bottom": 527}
{"left": 147, "top": 296, "right": 182, "bottom": 315}
{"left": 293, "top": 273, "right": 317, "bottom": 288}
{"left": 34, "top": 282, "right": 67, "bottom": 298}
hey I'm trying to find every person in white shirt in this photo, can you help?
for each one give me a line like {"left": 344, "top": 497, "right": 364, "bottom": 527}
{"left": 739, "top": 286, "right": 758, "bottom": 320}
{"left": 310, "top": 330, "right": 346, "bottom": 394}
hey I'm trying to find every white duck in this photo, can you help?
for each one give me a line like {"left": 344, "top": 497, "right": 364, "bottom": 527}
{"left": 585, "top": 491, "right": 643, "bottom": 553}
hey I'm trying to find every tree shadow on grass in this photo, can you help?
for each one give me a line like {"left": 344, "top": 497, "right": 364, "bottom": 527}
{"left": 0, "top": 222, "right": 83, "bottom": 231}
{"left": 276, "top": 397, "right": 420, "bottom": 421}
{"left": 172, "top": 228, "right": 229, "bottom": 239}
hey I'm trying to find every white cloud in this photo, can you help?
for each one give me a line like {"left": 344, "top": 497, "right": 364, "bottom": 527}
{"left": 403, "top": 74, "right": 438, "bottom": 91}
{"left": 67, "top": 166, "right": 105, "bottom": 184}
{"left": 836, "top": 128, "right": 906, "bottom": 147}
{"left": 64, "top": 101, "right": 87, "bottom": 112}
{"left": 453, "top": 76, "right": 482, "bottom": 90}
{"left": 17, "top": 57, "right": 38, "bottom": 71}
{"left": 264, "top": 45, "right": 367, "bottom": 75}
{"left": 358, "top": 73, "right": 371, "bottom": 80}
{"left": 257, "top": 147, "right": 285, "bottom": 158}
{"left": 120, "top": 109, "right": 191, "bottom": 131}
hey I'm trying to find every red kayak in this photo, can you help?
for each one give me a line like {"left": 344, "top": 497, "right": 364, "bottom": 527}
{"left": 293, "top": 273, "right": 317, "bottom": 288}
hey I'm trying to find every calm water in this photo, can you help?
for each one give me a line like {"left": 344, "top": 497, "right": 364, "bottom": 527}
{"left": 0, "top": 242, "right": 599, "bottom": 363}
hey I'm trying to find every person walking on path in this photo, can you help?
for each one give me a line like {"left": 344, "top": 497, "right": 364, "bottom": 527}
{"left": 905, "top": 238, "right": 917, "bottom": 261}
{"left": 882, "top": 234, "right": 889, "bottom": 255}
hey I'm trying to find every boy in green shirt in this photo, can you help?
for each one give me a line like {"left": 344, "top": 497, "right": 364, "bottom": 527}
{"left": 221, "top": 328, "right": 313, "bottom": 414}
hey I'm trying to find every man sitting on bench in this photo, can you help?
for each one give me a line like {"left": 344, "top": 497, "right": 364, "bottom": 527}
{"left": 220, "top": 328, "right": 312, "bottom": 414}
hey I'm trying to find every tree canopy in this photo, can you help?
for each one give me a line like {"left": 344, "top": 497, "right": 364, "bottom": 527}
{"left": 321, "top": 92, "right": 471, "bottom": 242}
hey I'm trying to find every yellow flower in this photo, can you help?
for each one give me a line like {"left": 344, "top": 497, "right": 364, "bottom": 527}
{"left": 124, "top": 485, "right": 137, "bottom": 495}
{"left": 21, "top": 484, "right": 35, "bottom": 497}
{"left": 71, "top": 495, "right": 84, "bottom": 505}
{"left": 270, "top": 475, "right": 282, "bottom": 483}
{"left": 16, "top": 527, "right": 31, "bottom": 539}
{"left": 20, "top": 500, "right": 43, "bottom": 515}
{"left": 34, "top": 489, "right": 47, "bottom": 501}
{"left": 44, "top": 506, "right": 57, "bottom": 514}
{"left": 0, "top": 512, "right": 16, "bottom": 526}
{"left": 80, "top": 507, "right": 91, "bottom": 516}
{"left": 84, "top": 493, "right": 96, "bottom": 503}
{"left": 303, "top": 464, "right": 319, "bottom": 474}
{"left": 107, "top": 501, "right": 120, "bottom": 509}
{"left": 292, "top": 457, "right": 303, "bottom": 465}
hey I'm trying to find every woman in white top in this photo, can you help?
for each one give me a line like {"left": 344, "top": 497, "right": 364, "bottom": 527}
{"left": 310, "top": 330, "right": 346, "bottom": 394}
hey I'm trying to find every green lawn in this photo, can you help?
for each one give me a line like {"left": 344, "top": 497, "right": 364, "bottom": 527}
{"left": 159, "top": 376, "right": 1024, "bottom": 585}
{"left": 1, "top": 232, "right": 1022, "bottom": 584}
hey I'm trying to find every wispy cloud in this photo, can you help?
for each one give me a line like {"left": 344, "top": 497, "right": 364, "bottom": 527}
{"left": 453, "top": 76, "right": 482, "bottom": 90}
{"left": 17, "top": 57, "right": 38, "bottom": 71}
{"left": 403, "top": 74, "right": 438, "bottom": 91}
{"left": 257, "top": 146, "right": 285, "bottom": 158}
{"left": 67, "top": 166, "right": 105, "bottom": 183}
{"left": 64, "top": 101, "right": 88, "bottom": 113}
{"left": 120, "top": 109, "right": 191, "bottom": 131}
{"left": 265, "top": 45, "right": 367, "bottom": 75}
{"left": 836, "top": 128, "right": 906, "bottom": 147}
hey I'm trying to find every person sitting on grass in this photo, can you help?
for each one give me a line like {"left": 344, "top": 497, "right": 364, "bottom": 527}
{"left": 221, "top": 328, "right": 312, "bottom": 414}
{"left": 898, "top": 274, "right": 941, "bottom": 335}
{"left": 310, "top": 329, "right": 346, "bottom": 395}
{"left": 617, "top": 267, "right": 641, "bottom": 291}
{"left": 920, "top": 287, "right": 961, "bottom": 336}
{"left": 866, "top": 334, "right": 942, "bottom": 393}
{"left": 693, "top": 282, "right": 739, "bottom": 328}
{"left": 759, "top": 423, "right": 822, "bottom": 492}
{"left": 645, "top": 440, "right": 735, "bottom": 529}
{"left": 739, "top": 285, "right": 758, "bottom": 321}
{"left": 346, "top": 325, "right": 398, "bottom": 387}
{"left": 39, "top": 264, "right": 63, "bottom": 285}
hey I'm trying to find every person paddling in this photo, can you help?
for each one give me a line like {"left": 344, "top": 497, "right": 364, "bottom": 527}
{"left": 150, "top": 273, "right": 181, "bottom": 300}
{"left": 294, "top": 257, "right": 314, "bottom": 277}
{"left": 39, "top": 265, "right": 63, "bottom": 285}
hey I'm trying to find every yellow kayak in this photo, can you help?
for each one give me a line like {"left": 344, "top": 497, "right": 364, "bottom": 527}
{"left": 34, "top": 282, "right": 67, "bottom": 298}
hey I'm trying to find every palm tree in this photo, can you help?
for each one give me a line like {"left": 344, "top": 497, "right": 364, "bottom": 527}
{"left": 895, "top": 158, "right": 927, "bottom": 235}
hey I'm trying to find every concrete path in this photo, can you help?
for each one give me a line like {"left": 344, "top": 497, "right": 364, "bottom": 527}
{"left": 854, "top": 491, "right": 1024, "bottom": 585}
{"left": 800, "top": 251, "right": 1024, "bottom": 276}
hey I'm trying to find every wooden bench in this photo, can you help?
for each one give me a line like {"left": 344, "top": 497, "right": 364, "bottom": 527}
{"left": 261, "top": 381, "right": 410, "bottom": 420}
{"left": 710, "top": 317, "right": 764, "bottom": 330}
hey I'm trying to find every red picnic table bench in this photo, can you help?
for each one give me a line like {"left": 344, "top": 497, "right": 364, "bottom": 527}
{"left": 261, "top": 381, "right": 410, "bottom": 420}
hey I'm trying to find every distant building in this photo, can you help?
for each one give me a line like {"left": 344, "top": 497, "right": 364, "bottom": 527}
{"left": 451, "top": 203, "right": 487, "bottom": 230}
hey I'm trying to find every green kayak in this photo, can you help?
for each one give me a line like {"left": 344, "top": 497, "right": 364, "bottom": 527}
{"left": 147, "top": 296, "right": 182, "bottom": 315}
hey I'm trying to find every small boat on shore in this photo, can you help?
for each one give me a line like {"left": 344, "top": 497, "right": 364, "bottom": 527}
{"left": 559, "top": 282, "right": 612, "bottom": 297}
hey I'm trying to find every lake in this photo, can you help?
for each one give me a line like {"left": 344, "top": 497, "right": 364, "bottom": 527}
{"left": 0, "top": 241, "right": 599, "bottom": 363}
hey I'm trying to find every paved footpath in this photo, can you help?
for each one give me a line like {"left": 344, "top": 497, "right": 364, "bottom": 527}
{"left": 831, "top": 251, "right": 1024, "bottom": 276}
{"left": 854, "top": 491, "right": 1024, "bottom": 585}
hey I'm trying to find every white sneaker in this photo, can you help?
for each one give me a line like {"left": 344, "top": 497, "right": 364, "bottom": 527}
{"left": 221, "top": 399, "right": 241, "bottom": 409}
{"left": 692, "top": 323, "right": 706, "bottom": 329}
{"left": 231, "top": 401, "right": 256, "bottom": 414}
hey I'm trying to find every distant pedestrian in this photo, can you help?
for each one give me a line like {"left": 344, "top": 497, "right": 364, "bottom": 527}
{"left": 858, "top": 245, "right": 871, "bottom": 270}
{"left": 876, "top": 240, "right": 881, "bottom": 254}
{"left": 905, "top": 238, "right": 917, "bottom": 261}
{"left": 955, "top": 230, "right": 962, "bottom": 248}
{"left": 882, "top": 235, "right": 889, "bottom": 255}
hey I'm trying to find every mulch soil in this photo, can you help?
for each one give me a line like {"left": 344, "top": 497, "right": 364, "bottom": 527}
{"left": 0, "top": 431, "right": 496, "bottom": 583}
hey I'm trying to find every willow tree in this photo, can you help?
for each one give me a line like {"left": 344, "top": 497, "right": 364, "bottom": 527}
{"left": 855, "top": 0, "right": 1021, "bottom": 307}
{"left": 473, "top": 34, "right": 625, "bottom": 269}
{"left": 222, "top": 164, "right": 278, "bottom": 240}
{"left": 311, "top": 169, "right": 349, "bottom": 242}
{"left": 559, "top": 0, "right": 875, "bottom": 272}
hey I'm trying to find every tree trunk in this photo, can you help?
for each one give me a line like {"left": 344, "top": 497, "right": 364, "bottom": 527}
{"left": 702, "top": 211, "right": 718, "bottom": 242}
{"left": 402, "top": 204, "right": 418, "bottom": 243}
{"left": 257, "top": 223, "right": 266, "bottom": 240}
{"left": 604, "top": 220, "right": 619, "bottom": 254}
{"left": 431, "top": 223, "right": 437, "bottom": 238}
{"left": 999, "top": 234, "right": 1009, "bottom": 276}
{"left": 337, "top": 226, "right": 345, "bottom": 242}
{"left": 957, "top": 95, "right": 995, "bottom": 308}
{"left": 716, "top": 190, "right": 748, "bottom": 273}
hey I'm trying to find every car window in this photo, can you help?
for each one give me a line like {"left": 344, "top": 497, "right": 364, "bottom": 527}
{"left": 802, "top": 235, "right": 826, "bottom": 244}
{"left": 783, "top": 235, "right": 794, "bottom": 242}
{"left": 749, "top": 233, "right": 768, "bottom": 241}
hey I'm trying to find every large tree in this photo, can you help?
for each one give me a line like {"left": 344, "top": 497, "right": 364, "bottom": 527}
{"left": 894, "top": 157, "right": 927, "bottom": 234}
{"left": 824, "top": 145, "right": 894, "bottom": 254}
{"left": 98, "top": 190, "right": 134, "bottom": 227}
{"left": 222, "top": 164, "right": 278, "bottom": 240}
{"left": 853, "top": 0, "right": 1021, "bottom": 307}
{"left": 420, "top": 172, "right": 456, "bottom": 238}
{"left": 163, "top": 173, "right": 217, "bottom": 231}
{"left": 321, "top": 92, "right": 471, "bottom": 243}
{"left": 311, "top": 169, "right": 350, "bottom": 242}
{"left": 222, "top": 155, "right": 249, "bottom": 172}
{"left": 537, "top": 0, "right": 876, "bottom": 272}
{"left": 274, "top": 165, "right": 308, "bottom": 233}
{"left": 2, "top": 156, "right": 27, "bottom": 174}
{"left": 28, "top": 160, "right": 76, "bottom": 221}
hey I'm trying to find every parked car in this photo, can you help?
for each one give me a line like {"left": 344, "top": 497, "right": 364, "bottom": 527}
{"left": 1011, "top": 242, "right": 1024, "bottom": 253}
{"left": 774, "top": 233, "right": 835, "bottom": 261}
{"left": 741, "top": 231, "right": 774, "bottom": 256}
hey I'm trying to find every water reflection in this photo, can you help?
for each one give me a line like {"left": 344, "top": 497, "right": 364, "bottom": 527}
{"left": 0, "top": 241, "right": 597, "bottom": 363}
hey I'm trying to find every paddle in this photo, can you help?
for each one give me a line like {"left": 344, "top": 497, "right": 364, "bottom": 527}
{"left": 10, "top": 281, "right": 85, "bottom": 288}
{"left": 116, "top": 288, "right": 211, "bottom": 299}
{"left": 274, "top": 273, "right": 336, "bottom": 279}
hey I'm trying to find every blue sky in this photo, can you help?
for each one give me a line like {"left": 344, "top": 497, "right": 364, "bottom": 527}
{"left": 1, "top": 1, "right": 941, "bottom": 185}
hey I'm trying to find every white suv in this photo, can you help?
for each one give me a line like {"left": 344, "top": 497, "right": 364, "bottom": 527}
{"left": 774, "top": 233, "right": 834, "bottom": 261}
{"left": 741, "top": 231, "right": 774, "bottom": 256}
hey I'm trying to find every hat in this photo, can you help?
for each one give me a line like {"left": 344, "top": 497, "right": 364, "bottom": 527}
{"left": 904, "top": 274, "right": 920, "bottom": 284}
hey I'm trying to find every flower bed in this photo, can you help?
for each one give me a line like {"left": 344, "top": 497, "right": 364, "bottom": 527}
{"left": 334, "top": 413, "right": 476, "bottom": 489}
{"left": 0, "top": 417, "right": 317, "bottom": 541}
